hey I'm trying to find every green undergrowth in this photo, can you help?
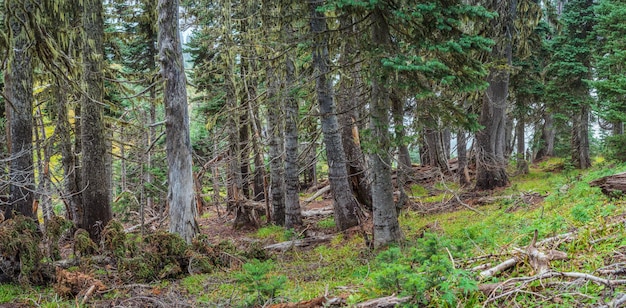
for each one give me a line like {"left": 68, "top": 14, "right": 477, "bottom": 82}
{"left": 4, "top": 158, "right": 626, "bottom": 306}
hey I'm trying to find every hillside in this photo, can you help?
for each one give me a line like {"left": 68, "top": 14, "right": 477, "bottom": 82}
{"left": 2, "top": 157, "right": 626, "bottom": 307}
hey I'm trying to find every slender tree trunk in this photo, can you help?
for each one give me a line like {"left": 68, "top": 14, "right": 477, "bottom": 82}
{"left": 613, "top": 121, "right": 624, "bottom": 136}
{"left": 310, "top": 0, "right": 362, "bottom": 230}
{"left": 516, "top": 116, "right": 529, "bottom": 174}
{"left": 284, "top": 50, "right": 302, "bottom": 229}
{"left": 267, "top": 62, "right": 286, "bottom": 226}
{"left": 158, "top": 0, "right": 198, "bottom": 243}
{"left": 534, "top": 112, "right": 555, "bottom": 160}
{"left": 337, "top": 13, "right": 372, "bottom": 211}
{"left": 369, "top": 8, "right": 402, "bottom": 248}
{"left": 571, "top": 105, "right": 591, "bottom": 169}
{"left": 5, "top": 0, "right": 35, "bottom": 219}
{"left": 457, "top": 131, "right": 470, "bottom": 186}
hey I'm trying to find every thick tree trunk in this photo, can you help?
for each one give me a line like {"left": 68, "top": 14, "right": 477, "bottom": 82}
{"left": 476, "top": 68, "right": 510, "bottom": 190}
{"left": 80, "top": 0, "right": 112, "bottom": 240}
{"left": 158, "top": 0, "right": 198, "bottom": 243}
{"left": 337, "top": 13, "right": 372, "bottom": 211}
{"left": 284, "top": 51, "right": 302, "bottom": 229}
{"left": 571, "top": 105, "right": 591, "bottom": 169}
{"left": 475, "top": 0, "right": 514, "bottom": 190}
{"left": 310, "top": 1, "right": 361, "bottom": 231}
{"left": 370, "top": 8, "right": 402, "bottom": 248}
{"left": 5, "top": 0, "right": 35, "bottom": 219}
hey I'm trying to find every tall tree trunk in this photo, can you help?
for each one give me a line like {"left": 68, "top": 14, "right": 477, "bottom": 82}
{"left": 571, "top": 105, "right": 591, "bottom": 169}
{"left": 158, "top": 0, "right": 198, "bottom": 243}
{"left": 457, "top": 131, "right": 470, "bottom": 186}
{"left": 310, "top": 0, "right": 361, "bottom": 231}
{"left": 54, "top": 81, "right": 82, "bottom": 221}
{"left": 284, "top": 50, "right": 302, "bottom": 229}
{"left": 369, "top": 8, "right": 402, "bottom": 248}
{"left": 613, "top": 121, "right": 624, "bottom": 136}
{"left": 534, "top": 112, "right": 555, "bottom": 160}
{"left": 516, "top": 116, "right": 529, "bottom": 174}
{"left": 81, "top": 0, "right": 112, "bottom": 240}
{"left": 424, "top": 114, "right": 451, "bottom": 174}
{"left": 267, "top": 62, "right": 286, "bottom": 226}
{"left": 475, "top": 0, "right": 514, "bottom": 190}
{"left": 5, "top": 0, "right": 35, "bottom": 219}
{"left": 337, "top": 13, "right": 372, "bottom": 211}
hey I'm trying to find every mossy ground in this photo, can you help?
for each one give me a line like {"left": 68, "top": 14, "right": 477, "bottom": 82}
{"left": 2, "top": 158, "right": 626, "bottom": 307}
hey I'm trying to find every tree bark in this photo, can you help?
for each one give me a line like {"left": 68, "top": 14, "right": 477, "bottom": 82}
{"left": 534, "top": 112, "right": 555, "bottom": 160}
{"left": 337, "top": 13, "right": 372, "bottom": 211}
{"left": 284, "top": 43, "right": 302, "bottom": 229}
{"left": 310, "top": 0, "right": 362, "bottom": 231}
{"left": 158, "top": 0, "right": 198, "bottom": 243}
{"left": 5, "top": 0, "right": 35, "bottom": 219}
{"left": 571, "top": 104, "right": 591, "bottom": 169}
{"left": 457, "top": 131, "right": 471, "bottom": 186}
{"left": 369, "top": 8, "right": 402, "bottom": 248}
{"left": 80, "top": 0, "right": 112, "bottom": 240}
{"left": 267, "top": 62, "right": 286, "bottom": 226}
{"left": 516, "top": 116, "right": 529, "bottom": 174}
{"left": 475, "top": 0, "right": 514, "bottom": 190}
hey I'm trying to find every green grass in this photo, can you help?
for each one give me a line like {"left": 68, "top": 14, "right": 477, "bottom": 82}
{"left": 0, "top": 284, "right": 22, "bottom": 303}
{"left": 316, "top": 217, "right": 336, "bottom": 229}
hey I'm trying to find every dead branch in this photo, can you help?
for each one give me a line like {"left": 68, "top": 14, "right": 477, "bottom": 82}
{"left": 264, "top": 235, "right": 334, "bottom": 251}
{"left": 356, "top": 295, "right": 411, "bottom": 308}
{"left": 479, "top": 257, "right": 520, "bottom": 279}
{"left": 303, "top": 185, "right": 331, "bottom": 204}
{"left": 301, "top": 206, "right": 334, "bottom": 218}
{"left": 124, "top": 216, "right": 160, "bottom": 233}
{"left": 600, "top": 293, "right": 626, "bottom": 308}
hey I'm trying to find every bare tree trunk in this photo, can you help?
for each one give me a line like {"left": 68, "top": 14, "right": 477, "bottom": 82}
{"left": 572, "top": 105, "right": 591, "bottom": 169}
{"left": 5, "top": 0, "right": 35, "bottom": 219}
{"left": 613, "top": 121, "right": 624, "bottom": 136}
{"left": 370, "top": 8, "right": 402, "bottom": 248}
{"left": 54, "top": 81, "right": 82, "bottom": 221}
{"left": 158, "top": 0, "right": 198, "bottom": 243}
{"left": 310, "top": 0, "right": 362, "bottom": 231}
{"left": 516, "top": 116, "right": 529, "bottom": 174}
{"left": 475, "top": 0, "right": 514, "bottom": 190}
{"left": 337, "top": 13, "right": 372, "bottom": 211}
{"left": 284, "top": 50, "right": 302, "bottom": 229}
{"left": 267, "top": 62, "right": 286, "bottom": 226}
{"left": 534, "top": 112, "right": 555, "bottom": 160}
{"left": 457, "top": 131, "right": 470, "bottom": 186}
{"left": 424, "top": 114, "right": 451, "bottom": 174}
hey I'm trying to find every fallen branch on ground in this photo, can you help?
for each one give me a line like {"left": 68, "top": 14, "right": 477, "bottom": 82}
{"left": 264, "top": 235, "right": 334, "bottom": 251}
{"left": 301, "top": 206, "right": 334, "bottom": 218}
{"left": 303, "top": 185, "right": 331, "bottom": 204}
{"left": 356, "top": 295, "right": 411, "bottom": 308}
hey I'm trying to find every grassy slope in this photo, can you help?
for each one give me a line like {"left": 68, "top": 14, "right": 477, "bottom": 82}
{"left": 3, "top": 158, "right": 626, "bottom": 307}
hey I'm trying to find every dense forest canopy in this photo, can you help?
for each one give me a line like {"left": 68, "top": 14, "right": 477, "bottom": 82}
{"left": 1, "top": 0, "right": 626, "bottom": 306}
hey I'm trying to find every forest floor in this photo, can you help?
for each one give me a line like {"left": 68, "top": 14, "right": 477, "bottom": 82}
{"left": 2, "top": 157, "right": 626, "bottom": 307}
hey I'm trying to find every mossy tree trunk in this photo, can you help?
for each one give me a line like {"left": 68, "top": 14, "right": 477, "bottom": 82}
{"left": 158, "top": 0, "right": 198, "bottom": 243}
{"left": 5, "top": 0, "right": 35, "bottom": 219}
{"left": 80, "top": 0, "right": 112, "bottom": 240}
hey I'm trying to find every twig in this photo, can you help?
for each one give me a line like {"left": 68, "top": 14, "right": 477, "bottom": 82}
{"left": 81, "top": 285, "right": 97, "bottom": 305}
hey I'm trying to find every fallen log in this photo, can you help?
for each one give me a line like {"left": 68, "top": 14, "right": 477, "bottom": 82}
{"left": 268, "top": 296, "right": 343, "bottom": 308}
{"left": 303, "top": 185, "right": 331, "bottom": 204}
{"left": 590, "top": 172, "right": 626, "bottom": 197}
{"left": 264, "top": 234, "right": 334, "bottom": 251}
{"left": 301, "top": 206, "right": 334, "bottom": 218}
{"left": 356, "top": 295, "right": 411, "bottom": 308}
